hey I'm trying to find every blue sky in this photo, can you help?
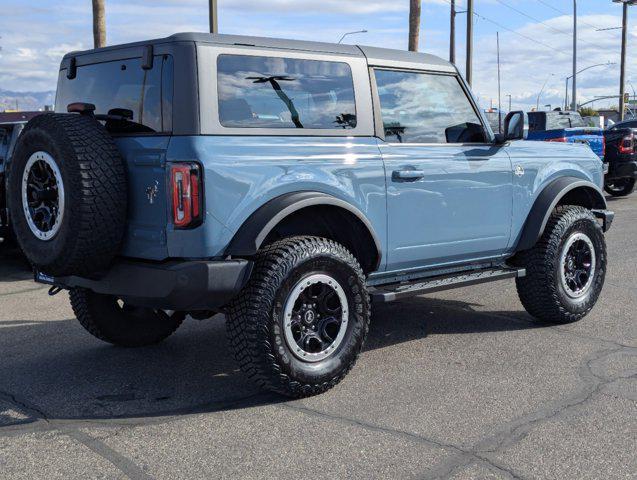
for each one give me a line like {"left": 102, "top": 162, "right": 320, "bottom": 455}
{"left": 0, "top": 0, "right": 630, "bottom": 111}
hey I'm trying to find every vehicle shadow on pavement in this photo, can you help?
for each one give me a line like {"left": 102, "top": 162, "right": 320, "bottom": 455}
{"left": 0, "top": 247, "right": 543, "bottom": 425}
{"left": 0, "top": 291, "right": 543, "bottom": 427}
{"left": 0, "top": 244, "right": 32, "bottom": 282}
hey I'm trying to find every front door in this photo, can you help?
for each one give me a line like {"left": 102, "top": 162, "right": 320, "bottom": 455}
{"left": 373, "top": 69, "right": 513, "bottom": 272}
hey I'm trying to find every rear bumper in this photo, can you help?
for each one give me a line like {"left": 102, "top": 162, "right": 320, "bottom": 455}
{"left": 35, "top": 259, "right": 253, "bottom": 311}
{"left": 606, "top": 160, "right": 637, "bottom": 180}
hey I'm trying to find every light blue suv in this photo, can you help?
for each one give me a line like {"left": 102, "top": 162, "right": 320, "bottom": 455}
{"left": 7, "top": 33, "right": 613, "bottom": 397}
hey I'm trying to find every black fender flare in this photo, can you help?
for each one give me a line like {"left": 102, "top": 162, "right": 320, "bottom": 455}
{"left": 225, "top": 191, "right": 382, "bottom": 267}
{"left": 515, "top": 176, "right": 607, "bottom": 251}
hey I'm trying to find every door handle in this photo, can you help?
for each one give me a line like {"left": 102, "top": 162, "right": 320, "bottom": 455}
{"left": 392, "top": 170, "right": 425, "bottom": 181}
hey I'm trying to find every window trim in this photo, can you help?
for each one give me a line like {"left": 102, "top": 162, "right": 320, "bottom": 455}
{"left": 370, "top": 66, "right": 495, "bottom": 146}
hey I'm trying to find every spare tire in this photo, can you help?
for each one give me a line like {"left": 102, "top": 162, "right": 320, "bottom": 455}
{"left": 7, "top": 113, "right": 127, "bottom": 276}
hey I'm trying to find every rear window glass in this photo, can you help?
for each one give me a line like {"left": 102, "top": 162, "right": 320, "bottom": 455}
{"left": 217, "top": 54, "right": 357, "bottom": 130}
{"left": 55, "top": 55, "right": 173, "bottom": 134}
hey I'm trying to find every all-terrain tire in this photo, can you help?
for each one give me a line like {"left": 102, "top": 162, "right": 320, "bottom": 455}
{"left": 7, "top": 113, "right": 127, "bottom": 276}
{"left": 515, "top": 205, "right": 606, "bottom": 324}
{"left": 226, "top": 236, "right": 371, "bottom": 398}
{"left": 604, "top": 178, "right": 636, "bottom": 197}
{"left": 69, "top": 289, "right": 185, "bottom": 347}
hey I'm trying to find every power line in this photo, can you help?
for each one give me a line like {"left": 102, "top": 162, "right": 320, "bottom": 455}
{"left": 493, "top": 0, "right": 599, "bottom": 50}
{"left": 536, "top": 0, "right": 621, "bottom": 36}
{"left": 439, "top": 0, "right": 571, "bottom": 59}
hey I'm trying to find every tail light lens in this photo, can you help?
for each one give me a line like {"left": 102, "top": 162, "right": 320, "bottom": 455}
{"left": 170, "top": 163, "right": 202, "bottom": 229}
{"left": 547, "top": 137, "right": 568, "bottom": 143}
{"left": 619, "top": 134, "right": 635, "bottom": 154}
{"left": 602, "top": 135, "right": 606, "bottom": 158}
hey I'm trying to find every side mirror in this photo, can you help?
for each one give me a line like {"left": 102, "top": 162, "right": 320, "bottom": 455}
{"left": 496, "top": 111, "right": 525, "bottom": 143}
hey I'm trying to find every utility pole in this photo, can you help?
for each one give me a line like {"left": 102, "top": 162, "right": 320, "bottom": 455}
{"left": 619, "top": 1, "right": 630, "bottom": 120}
{"left": 571, "top": 0, "right": 577, "bottom": 111}
{"left": 506, "top": 94, "right": 512, "bottom": 112}
{"left": 408, "top": 0, "right": 422, "bottom": 52}
{"left": 209, "top": 0, "right": 218, "bottom": 34}
{"left": 466, "top": 0, "right": 474, "bottom": 86}
{"left": 450, "top": 0, "right": 456, "bottom": 63}
{"left": 497, "top": 32, "right": 502, "bottom": 132}
{"left": 92, "top": 0, "right": 106, "bottom": 48}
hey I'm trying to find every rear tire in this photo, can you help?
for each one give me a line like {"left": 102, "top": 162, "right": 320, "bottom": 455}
{"left": 69, "top": 289, "right": 184, "bottom": 347}
{"left": 515, "top": 206, "right": 606, "bottom": 324}
{"left": 604, "top": 178, "right": 635, "bottom": 197}
{"left": 226, "top": 236, "right": 370, "bottom": 398}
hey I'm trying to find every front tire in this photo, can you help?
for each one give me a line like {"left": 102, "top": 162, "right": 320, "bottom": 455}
{"left": 515, "top": 206, "right": 606, "bottom": 324}
{"left": 604, "top": 178, "right": 635, "bottom": 197}
{"left": 69, "top": 289, "right": 185, "bottom": 347}
{"left": 226, "top": 236, "right": 370, "bottom": 398}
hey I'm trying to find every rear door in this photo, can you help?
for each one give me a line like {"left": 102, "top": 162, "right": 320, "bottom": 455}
{"left": 372, "top": 68, "right": 513, "bottom": 272}
{"left": 55, "top": 54, "right": 175, "bottom": 260}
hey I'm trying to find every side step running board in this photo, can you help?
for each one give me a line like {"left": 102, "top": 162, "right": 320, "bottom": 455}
{"left": 369, "top": 267, "right": 526, "bottom": 303}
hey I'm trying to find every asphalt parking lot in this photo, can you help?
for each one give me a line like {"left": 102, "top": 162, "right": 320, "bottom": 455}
{"left": 0, "top": 196, "right": 635, "bottom": 480}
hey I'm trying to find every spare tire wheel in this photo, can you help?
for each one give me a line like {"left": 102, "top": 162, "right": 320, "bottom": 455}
{"left": 7, "top": 113, "right": 127, "bottom": 276}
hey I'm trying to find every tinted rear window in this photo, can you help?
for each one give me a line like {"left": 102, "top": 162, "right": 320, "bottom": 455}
{"left": 217, "top": 55, "right": 357, "bottom": 130}
{"left": 55, "top": 55, "right": 173, "bottom": 134}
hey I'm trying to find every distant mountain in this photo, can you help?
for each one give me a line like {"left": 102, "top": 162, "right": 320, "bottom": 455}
{"left": 0, "top": 89, "right": 55, "bottom": 112}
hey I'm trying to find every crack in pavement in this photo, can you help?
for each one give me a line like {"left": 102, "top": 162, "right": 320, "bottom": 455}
{"left": 280, "top": 402, "right": 525, "bottom": 480}
{"left": 65, "top": 429, "right": 153, "bottom": 480}
{"left": 0, "top": 390, "right": 49, "bottom": 424}
{"left": 277, "top": 343, "right": 635, "bottom": 480}
{"left": 472, "top": 346, "right": 635, "bottom": 454}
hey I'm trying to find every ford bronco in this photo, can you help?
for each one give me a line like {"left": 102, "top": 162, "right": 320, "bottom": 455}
{"left": 7, "top": 34, "right": 613, "bottom": 397}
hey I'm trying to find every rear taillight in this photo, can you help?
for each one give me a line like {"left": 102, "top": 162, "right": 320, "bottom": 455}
{"left": 547, "top": 137, "right": 568, "bottom": 143}
{"left": 619, "top": 134, "right": 635, "bottom": 154}
{"left": 602, "top": 135, "right": 606, "bottom": 158}
{"left": 170, "top": 163, "right": 203, "bottom": 229}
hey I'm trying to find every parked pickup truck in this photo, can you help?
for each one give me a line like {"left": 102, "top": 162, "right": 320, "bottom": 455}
{"left": 603, "top": 120, "right": 637, "bottom": 196}
{"left": 0, "top": 112, "right": 42, "bottom": 242}
{"left": 527, "top": 111, "right": 605, "bottom": 160}
{"left": 7, "top": 33, "right": 613, "bottom": 397}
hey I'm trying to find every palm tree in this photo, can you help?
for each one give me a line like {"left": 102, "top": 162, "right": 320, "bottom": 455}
{"left": 408, "top": 0, "right": 421, "bottom": 52}
{"left": 92, "top": 0, "right": 106, "bottom": 48}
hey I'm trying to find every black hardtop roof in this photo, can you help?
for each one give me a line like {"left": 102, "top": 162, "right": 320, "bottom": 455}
{"left": 61, "top": 32, "right": 455, "bottom": 71}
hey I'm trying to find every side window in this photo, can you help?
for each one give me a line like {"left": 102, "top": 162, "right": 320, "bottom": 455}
{"left": 55, "top": 55, "right": 174, "bottom": 134}
{"left": 545, "top": 115, "right": 571, "bottom": 130}
{"left": 374, "top": 69, "right": 486, "bottom": 144}
{"left": 217, "top": 55, "right": 357, "bottom": 130}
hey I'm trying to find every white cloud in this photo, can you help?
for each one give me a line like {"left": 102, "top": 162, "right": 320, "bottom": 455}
{"left": 0, "top": 0, "right": 631, "bottom": 114}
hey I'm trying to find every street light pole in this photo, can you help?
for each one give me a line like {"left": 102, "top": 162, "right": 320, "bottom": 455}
{"left": 537, "top": 74, "right": 554, "bottom": 111}
{"left": 338, "top": 30, "right": 368, "bottom": 44}
{"left": 209, "top": 0, "right": 218, "bottom": 34}
{"left": 564, "top": 62, "right": 616, "bottom": 111}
